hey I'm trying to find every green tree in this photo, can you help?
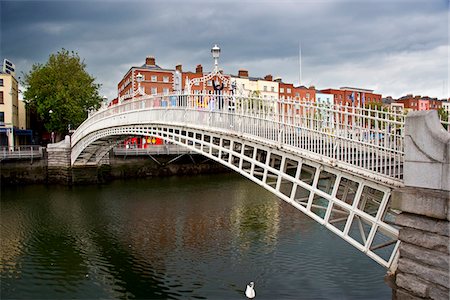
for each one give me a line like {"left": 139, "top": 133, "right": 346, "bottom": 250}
{"left": 23, "top": 49, "right": 102, "bottom": 138}
{"left": 437, "top": 107, "right": 449, "bottom": 130}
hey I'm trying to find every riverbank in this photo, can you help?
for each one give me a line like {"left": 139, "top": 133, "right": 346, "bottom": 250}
{"left": 0, "top": 154, "right": 229, "bottom": 186}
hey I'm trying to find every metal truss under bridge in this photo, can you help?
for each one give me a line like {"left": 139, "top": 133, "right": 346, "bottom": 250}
{"left": 70, "top": 93, "right": 410, "bottom": 270}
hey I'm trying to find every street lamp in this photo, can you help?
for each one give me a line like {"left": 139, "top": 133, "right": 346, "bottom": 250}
{"left": 136, "top": 73, "right": 143, "bottom": 95}
{"left": 49, "top": 109, "right": 54, "bottom": 143}
{"left": 211, "top": 44, "right": 220, "bottom": 72}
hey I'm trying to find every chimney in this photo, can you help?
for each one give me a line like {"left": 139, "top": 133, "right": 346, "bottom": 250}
{"left": 264, "top": 74, "right": 273, "bottom": 81}
{"left": 146, "top": 56, "right": 156, "bottom": 66}
{"left": 308, "top": 85, "right": 315, "bottom": 90}
{"left": 238, "top": 69, "right": 249, "bottom": 78}
{"left": 176, "top": 64, "right": 182, "bottom": 72}
{"left": 196, "top": 64, "right": 203, "bottom": 74}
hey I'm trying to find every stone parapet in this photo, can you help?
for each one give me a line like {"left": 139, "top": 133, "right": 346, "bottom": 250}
{"left": 392, "top": 111, "right": 449, "bottom": 300}
{"left": 403, "top": 110, "right": 450, "bottom": 191}
{"left": 47, "top": 136, "right": 72, "bottom": 184}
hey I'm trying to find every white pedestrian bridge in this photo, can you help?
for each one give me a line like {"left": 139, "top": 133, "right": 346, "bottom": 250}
{"left": 71, "top": 93, "right": 411, "bottom": 270}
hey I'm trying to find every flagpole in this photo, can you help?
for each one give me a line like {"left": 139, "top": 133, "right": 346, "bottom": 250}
{"left": 299, "top": 41, "right": 302, "bottom": 86}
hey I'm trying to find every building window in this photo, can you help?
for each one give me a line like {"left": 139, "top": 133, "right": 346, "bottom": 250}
{"left": 163, "top": 76, "right": 169, "bottom": 83}
{"left": 151, "top": 75, "right": 157, "bottom": 82}
{"left": 287, "top": 88, "right": 291, "bottom": 93}
{"left": 271, "top": 87, "right": 275, "bottom": 92}
{"left": 280, "top": 88, "right": 284, "bottom": 93}
{"left": 306, "top": 93, "right": 310, "bottom": 100}
{"left": 194, "top": 81, "right": 200, "bottom": 86}
{"left": 263, "top": 86, "right": 267, "bottom": 92}
{"left": 163, "top": 88, "right": 169, "bottom": 95}
{"left": 0, "top": 91, "right": 3, "bottom": 104}
{"left": 0, "top": 79, "right": 3, "bottom": 86}
{"left": 0, "top": 112, "right": 4, "bottom": 124}
{"left": 151, "top": 87, "right": 157, "bottom": 95}
{"left": 295, "top": 92, "right": 300, "bottom": 97}
{"left": 207, "top": 80, "right": 212, "bottom": 86}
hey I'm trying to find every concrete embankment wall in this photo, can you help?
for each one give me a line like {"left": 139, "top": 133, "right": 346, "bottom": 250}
{"left": 1, "top": 152, "right": 229, "bottom": 186}
{"left": 0, "top": 158, "right": 48, "bottom": 185}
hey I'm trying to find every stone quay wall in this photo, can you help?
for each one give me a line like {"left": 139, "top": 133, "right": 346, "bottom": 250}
{"left": 1, "top": 138, "right": 228, "bottom": 186}
{"left": 392, "top": 111, "right": 449, "bottom": 300}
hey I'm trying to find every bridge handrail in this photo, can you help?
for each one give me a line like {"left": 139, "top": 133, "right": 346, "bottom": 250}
{"left": 0, "top": 145, "right": 44, "bottom": 160}
{"left": 72, "top": 92, "right": 407, "bottom": 182}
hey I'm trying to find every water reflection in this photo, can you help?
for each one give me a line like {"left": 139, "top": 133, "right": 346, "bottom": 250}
{"left": 1, "top": 174, "right": 391, "bottom": 299}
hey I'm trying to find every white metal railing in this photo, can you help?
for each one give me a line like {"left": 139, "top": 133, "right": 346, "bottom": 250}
{"left": 72, "top": 92, "right": 412, "bottom": 182}
{"left": 113, "top": 144, "right": 194, "bottom": 156}
{"left": 0, "top": 145, "right": 44, "bottom": 160}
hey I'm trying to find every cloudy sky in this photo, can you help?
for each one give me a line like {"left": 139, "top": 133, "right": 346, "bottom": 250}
{"left": 1, "top": 0, "right": 449, "bottom": 100}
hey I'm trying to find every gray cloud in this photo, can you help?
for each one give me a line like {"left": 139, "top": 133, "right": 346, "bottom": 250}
{"left": 1, "top": 0, "right": 448, "bottom": 100}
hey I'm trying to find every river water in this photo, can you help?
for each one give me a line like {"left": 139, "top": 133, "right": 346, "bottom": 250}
{"left": 1, "top": 173, "right": 391, "bottom": 299}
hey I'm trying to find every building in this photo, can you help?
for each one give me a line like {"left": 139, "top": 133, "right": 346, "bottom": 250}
{"left": 232, "top": 70, "right": 279, "bottom": 100}
{"left": 294, "top": 85, "right": 316, "bottom": 102}
{"left": 0, "top": 71, "right": 30, "bottom": 147}
{"left": 117, "top": 56, "right": 177, "bottom": 102}
{"left": 320, "top": 87, "right": 382, "bottom": 106}
{"left": 395, "top": 95, "right": 443, "bottom": 111}
{"left": 442, "top": 101, "right": 450, "bottom": 114}
{"left": 275, "top": 77, "right": 294, "bottom": 100}
{"left": 316, "top": 92, "right": 334, "bottom": 106}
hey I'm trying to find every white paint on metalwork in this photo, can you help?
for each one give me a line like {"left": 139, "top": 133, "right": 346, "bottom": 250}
{"left": 69, "top": 92, "right": 412, "bottom": 270}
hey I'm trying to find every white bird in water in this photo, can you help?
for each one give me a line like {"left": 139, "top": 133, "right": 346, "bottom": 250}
{"left": 245, "top": 281, "right": 255, "bottom": 299}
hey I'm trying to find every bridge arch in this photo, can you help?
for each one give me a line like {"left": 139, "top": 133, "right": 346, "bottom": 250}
{"left": 71, "top": 114, "right": 400, "bottom": 269}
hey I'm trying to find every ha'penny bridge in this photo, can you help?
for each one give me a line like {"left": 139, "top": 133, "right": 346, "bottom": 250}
{"left": 49, "top": 46, "right": 449, "bottom": 299}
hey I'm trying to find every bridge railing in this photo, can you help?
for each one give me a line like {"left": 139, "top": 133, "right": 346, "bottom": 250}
{"left": 73, "top": 92, "right": 407, "bottom": 183}
{"left": 0, "top": 145, "right": 44, "bottom": 161}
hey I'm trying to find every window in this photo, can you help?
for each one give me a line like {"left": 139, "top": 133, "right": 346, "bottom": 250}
{"left": 0, "top": 91, "right": 3, "bottom": 104}
{"left": 271, "top": 87, "right": 275, "bottom": 92}
{"left": 0, "top": 79, "right": 3, "bottom": 86}
{"left": 151, "top": 75, "right": 157, "bottom": 82}
{"left": 306, "top": 93, "right": 310, "bottom": 100}
{"left": 287, "top": 88, "right": 291, "bottom": 93}
{"left": 163, "top": 76, "right": 169, "bottom": 83}
{"left": 207, "top": 80, "right": 212, "bottom": 86}
{"left": 263, "top": 86, "right": 267, "bottom": 92}
{"left": 194, "top": 81, "right": 200, "bottom": 86}
{"left": 163, "top": 88, "right": 169, "bottom": 95}
{"left": 280, "top": 88, "right": 284, "bottom": 93}
{"left": 151, "top": 87, "right": 157, "bottom": 94}
{"left": 295, "top": 92, "right": 300, "bottom": 97}
{"left": 0, "top": 112, "right": 4, "bottom": 124}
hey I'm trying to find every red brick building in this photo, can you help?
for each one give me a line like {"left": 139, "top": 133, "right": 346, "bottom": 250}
{"left": 294, "top": 85, "right": 316, "bottom": 102}
{"left": 395, "top": 95, "right": 442, "bottom": 111}
{"left": 117, "top": 56, "right": 177, "bottom": 102}
{"left": 320, "top": 87, "right": 381, "bottom": 106}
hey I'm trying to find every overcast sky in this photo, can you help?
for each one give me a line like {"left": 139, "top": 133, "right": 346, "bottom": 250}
{"left": 1, "top": 0, "right": 449, "bottom": 100}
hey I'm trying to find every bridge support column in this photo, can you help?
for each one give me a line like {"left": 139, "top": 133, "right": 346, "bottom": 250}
{"left": 47, "top": 135, "right": 72, "bottom": 184}
{"left": 391, "top": 111, "right": 449, "bottom": 300}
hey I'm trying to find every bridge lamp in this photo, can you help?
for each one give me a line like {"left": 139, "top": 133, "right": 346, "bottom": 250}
{"left": 136, "top": 73, "right": 143, "bottom": 94}
{"left": 49, "top": 110, "right": 54, "bottom": 143}
{"left": 211, "top": 44, "right": 220, "bottom": 72}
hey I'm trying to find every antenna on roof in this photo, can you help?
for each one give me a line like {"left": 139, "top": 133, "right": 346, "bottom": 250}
{"left": 298, "top": 41, "right": 302, "bottom": 86}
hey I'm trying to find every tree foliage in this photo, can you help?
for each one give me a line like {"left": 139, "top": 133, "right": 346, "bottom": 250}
{"left": 23, "top": 49, "right": 102, "bottom": 134}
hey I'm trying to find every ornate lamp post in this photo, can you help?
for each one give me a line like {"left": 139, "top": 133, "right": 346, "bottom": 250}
{"left": 49, "top": 109, "right": 54, "bottom": 143}
{"left": 136, "top": 73, "right": 144, "bottom": 96}
{"left": 211, "top": 44, "right": 220, "bottom": 73}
